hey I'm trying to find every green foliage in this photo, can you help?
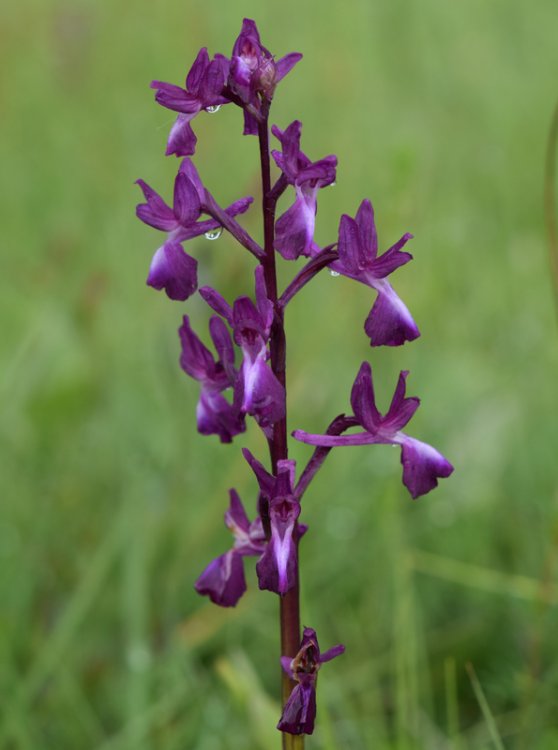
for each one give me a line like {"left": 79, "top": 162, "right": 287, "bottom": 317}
{"left": 1, "top": 0, "right": 558, "bottom": 747}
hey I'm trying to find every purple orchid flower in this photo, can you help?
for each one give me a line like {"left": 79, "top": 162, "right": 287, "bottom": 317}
{"left": 272, "top": 121, "right": 337, "bottom": 259}
{"left": 199, "top": 267, "right": 285, "bottom": 432}
{"left": 293, "top": 362, "right": 453, "bottom": 499}
{"left": 138, "top": 22, "right": 455, "bottom": 741}
{"left": 278, "top": 627, "right": 345, "bottom": 735}
{"left": 195, "top": 489, "right": 266, "bottom": 607}
{"left": 136, "top": 158, "right": 253, "bottom": 300}
{"left": 178, "top": 314, "right": 245, "bottom": 443}
{"left": 229, "top": 19, "right": 302, "bottom": 134}
{"left": 151, "top": 48, "right": 230, "bottom": 156}
{"left": 243, "top": 449, "right": 306, "bottom": 595}
{"left": 330, "top": 199, "right": 420, "bottom": 346}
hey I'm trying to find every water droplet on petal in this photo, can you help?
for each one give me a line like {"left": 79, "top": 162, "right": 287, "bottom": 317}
{"left": 205, "top": 105, "right": 221, "bottom": 114}
{"left": 329, "top": 269, "right": 340, "bottom": 277}
{"left": 204, "top": 227, "right": 223, "bottom": 241}
{"left": 329, "top": 181, "right": 336, "bottom": 187}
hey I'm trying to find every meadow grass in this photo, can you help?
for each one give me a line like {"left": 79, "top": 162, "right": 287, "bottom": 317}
{"left": 1, "top": 0, "right": 558, "bottom": 747}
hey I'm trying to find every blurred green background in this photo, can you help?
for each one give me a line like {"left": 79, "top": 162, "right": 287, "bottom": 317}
{"left": 2, "top": 0, "right": 558, "bottom": 748}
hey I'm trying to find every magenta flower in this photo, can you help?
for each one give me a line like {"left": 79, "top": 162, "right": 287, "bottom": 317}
{"left": 136, "top": 158, "right": 252, "bottom": 300}
{"left": 195, "top": 489, "right": 266, "bottom": 607}
{"left": 278, "top": 627, "right": 345, "bottom": 735}
{"left": 178, "top": 315, "right": 245, "bottom": 443}
{"left": 200, "top": 268, "right": 285, "bottom": 432}
{"left": 294, "top": 362, "right": 453, "bottom": 499}
{"left": 229, "top": 19, "right": 302, "bottom": 134}
{"left": 151, "top": 48, "right": 230, "bottom": 156}
{"left": 272, "top": 121, "right": 337, "bottom": 259}
{"left": 243, "top": 449, "right": 306, "bottom": 595}
{"left": 330, "top": 199, "right": 420, "bottom": 346}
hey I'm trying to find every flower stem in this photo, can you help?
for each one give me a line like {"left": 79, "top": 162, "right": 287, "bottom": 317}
{"left": 278, "top": 246, "right": 338, "bottom": 309}
{"left": 203, "top": 190, "right": 265, "bottom": 260}
{"left": 295, "top": 414, "right": 358, "bottom": 499}
{"left": 257, "top": 101, "right": 303, "bottom": 749}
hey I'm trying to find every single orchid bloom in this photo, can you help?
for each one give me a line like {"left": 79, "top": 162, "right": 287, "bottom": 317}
{"left": 229, "top": 18, "right": 302, "bottom": 134}
{"left": 243, "top": 449, "right": 306, "bottom": 595}
{"left": 293, "top": 362, "right": 453, "bottom": 499}
{"left": 330, "top": 199, "right": 420, "bottom": 346}
{"left": 278, "top": 627, "right": 345, "bottom": 735}
{"left": 178, "top": 315, "right": 245, "bottom": 443}
{"left": 195, "top": 489, "right": 266, "bottom": 607}
{"left": 200, "top": 267, "right": 285, "bottom": 432}
{"left": 136, "top": 158, "right": 252, "bottom": 300}
{"left": 272, "top": 120, "right": 337, "bottom": 259}
{"left": 151, "top": 48, "right": 230, "bottom": 156}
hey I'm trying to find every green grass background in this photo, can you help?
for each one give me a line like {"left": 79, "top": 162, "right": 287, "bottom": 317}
{"left": 2, "top": 0, "right": 558, "bottom": 747}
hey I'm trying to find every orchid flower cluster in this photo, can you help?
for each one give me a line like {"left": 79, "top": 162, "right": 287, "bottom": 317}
{"left": 136, "top": 19, "right": 453, "bottom": 741}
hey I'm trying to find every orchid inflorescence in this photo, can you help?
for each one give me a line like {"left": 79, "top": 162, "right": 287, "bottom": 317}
{"left": 136, "top": 18, "right": 453, "bottom": 740}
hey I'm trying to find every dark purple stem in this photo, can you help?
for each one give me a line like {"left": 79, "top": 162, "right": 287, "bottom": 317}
{"left": 295, "top": 414, "right": 358, "bottom": 499}
{"left": 278, "top": 246, "right": 338, "bottom": 309}
{"left": 257, "top": 101, "right": 301, "bottom": 749}
{"left": 269, "top": 172, "right": 289, "bottom": 204}
{"left": 203, "top": 190, "right": 265, "bottom": 260}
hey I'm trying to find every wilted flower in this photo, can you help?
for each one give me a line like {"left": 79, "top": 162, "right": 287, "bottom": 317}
{"left": 278, "top": 627, "right": 345, "bottom": 735}
{"left": 229, "top": 18, "right": 302, "bottom": 133}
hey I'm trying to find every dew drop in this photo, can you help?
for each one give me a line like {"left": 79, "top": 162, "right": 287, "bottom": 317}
{"left": 205, "top": 105, "right": 221, "bottom": 114}
{"left": 204, "top": 227, "right": 223, "bottom": 241}
{"left": 329, "top": 269, "right": 340, "bottom": 277}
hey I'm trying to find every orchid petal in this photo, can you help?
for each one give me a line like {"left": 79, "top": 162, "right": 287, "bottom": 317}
{"left": 364, "top": 282, "right": 420, "bottom": 347}
{"left": 350, "top": 362, "right": 382, "bottom": 432}
{"left": 275, "top": 53, "right": 303, "bottom": 83}
{"left": 166, "top": 113, "right": 198, "bottom": 157}
{"left": 173, "top": 171, "right": 201, "bottom": 225}
{"left": 135, "top": 180, "right": 177, "bottom": 232}
{"left": 147, "top": 242, "right": 197, "bottom": 300}
{"left": 185, "top": 47, "right": 210, "bottom": 93}
{"left": 277, "top": 683, "right": 316, "bottom": 735}
{"left": 199, "top": 286, "right": 233, "bottom": 322}
{"left": 382, "top": 371, "right": 420, "bottom": 432}
{"left": 399, "top": 436, "right": 454, "bottom": 499}
{"left": 355, "top": 199, "right": 377, "bottom": 259}
{"left": 275, "top": 188, "right": 316, "bottom": 259}
{"left": 150, "top": 81, "right": 200, "bottom": 114}
{"left": 224, "top": 488, "right": 250, "bottom": 535}
{"left": 194, "top": 550, "right": 246, "bottom": 607}
{"left": 196, "top": 389, "right": 245, "bottom": 443}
